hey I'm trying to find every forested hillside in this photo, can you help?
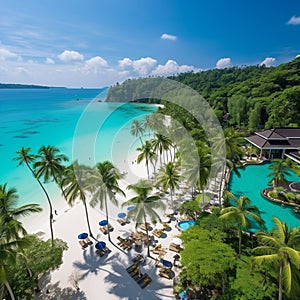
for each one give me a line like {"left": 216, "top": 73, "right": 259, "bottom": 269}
{"left": 106, "top": 57, "right": 300, "bottom": 131}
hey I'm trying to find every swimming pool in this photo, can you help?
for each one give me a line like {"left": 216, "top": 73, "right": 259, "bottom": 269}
{"left": 228, "top": 162, "right": 300, "bottom": 231}
{"left": 178, "top": 220, "right": 196, "bottom": 230}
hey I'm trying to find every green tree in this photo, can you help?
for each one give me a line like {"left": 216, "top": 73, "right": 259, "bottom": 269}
{"left": 34, "top": 145, "right": 69, "bottom": 199}
{"left": 10, "top": 234, "right": 68, "bottom": 297}
{"left": 122, "top": 180, "right": 165, "bottom": 257}
{"left": 219, "top": 193, "right": 265, "bottom": 258}
{"left": 180, "top": 226, "right": 236, "bottom": 296}
{"left": 61, "top": 161, "right": 95, "bottom": 237}
{"left": 151, "top": 133, "right": 172, "bottom": 165}
{"left": 248, "top": 102, "right": 262, "bottom": 132}
{"left": 253, "top": 217, "right": 300, "bottom": 300}
{"left": 268, "top": 158, "right": 293, "bottom": 189}
{"left": 130, "top": 119, "right": 145, "bottom": 145}
{"left": 14, "top": 147, "right": 55, "bottom": 243}
{"left": 137, "top": 140, "right": 157, "bottom": 179}
{"left": 89, "top": 161, "right": 125, "bottom": 242}
{"left": 0, "top": 183, "right": 42, "bottom": 226}
{"left": 156, "top": 161, "right": 180, "bottom": 209}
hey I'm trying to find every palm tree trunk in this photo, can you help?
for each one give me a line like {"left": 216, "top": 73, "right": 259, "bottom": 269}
{"left": 143, "top": 210, "right": 151, "bottom": 258}
{"left": 4, "top": 281, "right": 15, "bottom": 300}
{"left": 82, "top": 198, "right": 93, "bottom": 238}
{"left": 146, "top": 159, "right": 150, "bottom": 179}
{"left": 25, "top": 161, "right": 54, "bottom": 244}
{"left": 278, "top": 263, "right": 283, "bottom": 300}
{"left": 104, "top": 196, "right": 111, "bottom": 242}
{"left": 238, "top": 228, "right": 242, "bottom": 258}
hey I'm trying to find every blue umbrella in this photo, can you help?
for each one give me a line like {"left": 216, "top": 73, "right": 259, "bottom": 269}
{"left": 95, "top": 241, "right": 106, "bottom": 250}
{"left": 127, "top": 205, "right": 135, "bottom": 211}
{"left": 118, "top": 212, "right": 126, "bottom": 219}
{"left": 160, "top": 258, "right": 173, "bottom": 268}
{"left": 78, "top": 232, "right": 88, "bottom": 239}
{"left": 99, "top": 220, "right": 108, "bottom": 226}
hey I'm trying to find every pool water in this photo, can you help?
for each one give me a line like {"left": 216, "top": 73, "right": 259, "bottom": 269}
{"left": 228, "top": 162, "right": 300, "bottom": 231}
{"left": 178, "top": 220, "right": 196, "bottom": 230}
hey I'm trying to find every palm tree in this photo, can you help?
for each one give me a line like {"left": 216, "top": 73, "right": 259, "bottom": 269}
{"left": 137, "top": 140, "right": 157, "bottom": 180}
{"left": 130, "top": 119, "right": 145, "bottom": 145}
{"left": 0, "top": 217, "right": 30, "bottom": 300}
{"left": 151, "top": 133, "right": 172, "bottom": 165}
{"left": 219, "top": 193, "right": 265, "bottom": 258}
{"left": 253, "top": 217, "right": 300, "bottom": 300}
{"left": 14, "top": 147, "right": 55, "bottom": 243}
{"left": 0, "top": 183, "right": 42, "bottom": 235}
{"left": 61, "top": 161, "right": 95, "bottom": 237}
{"left": 122, "top": 180, "right": 165, "bottom": 257}
{"left": 268, "top": 158, "right": 292, "bottom": 189}
{"left": 89, "top": 161, "right": 125, "bottom": 242}
{"left": 34, "top": 145, "right": 69, "bottom": 199}
{"left": 156, "top": 161, "right": 180, "bottom": 209}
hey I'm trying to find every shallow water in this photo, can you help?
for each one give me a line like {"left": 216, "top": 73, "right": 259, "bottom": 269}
{"left": 0, "top": 88, "right": 156, "bottom": 207}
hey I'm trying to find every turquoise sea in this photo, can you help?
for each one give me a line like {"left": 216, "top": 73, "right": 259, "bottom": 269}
{"left": 0, "top": 88, "right": 156, "bottom": 208}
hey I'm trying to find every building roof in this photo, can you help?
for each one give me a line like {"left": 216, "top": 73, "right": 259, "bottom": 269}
{"left": 285, "top": 151, "right": 300, "bottom": 164}
{"left": 245, "top": 128, "right": 300, "bottom": 149}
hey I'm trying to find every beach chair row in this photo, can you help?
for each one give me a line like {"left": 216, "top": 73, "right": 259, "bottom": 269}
{"left": 117, "top": 236, "right": 133, "bottom": 250}
{"left": 78, "top": 237, "right": 93, "bottom": 249}
{"left": 126, "top": 263, "right": 152, "bottom": 289}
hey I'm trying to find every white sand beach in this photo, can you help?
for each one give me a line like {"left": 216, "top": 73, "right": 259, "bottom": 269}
{"left": 23, "top": 152, "right": 187, "bottom": 300}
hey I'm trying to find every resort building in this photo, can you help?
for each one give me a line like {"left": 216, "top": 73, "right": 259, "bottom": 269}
{"left": 245, "top": 128, "right": 300, "bottom": 162}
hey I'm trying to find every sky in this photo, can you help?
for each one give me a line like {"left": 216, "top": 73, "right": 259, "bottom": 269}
{"left": 0, "top": 0, "right": 300, "bottom": 88}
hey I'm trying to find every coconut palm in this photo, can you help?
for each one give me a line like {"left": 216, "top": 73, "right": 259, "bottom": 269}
{"left": 61, "top": 161, "right": 95, "bottom": 237}
{"left": 137, "top": 140, "right": 157, "bottom": 180}
{"left": 89, "top": 161, "right": 125, "bottom": 242}
{"left": 253, "top": 217, "right": 300, "bottom": 300}
{"left": 34, "top": 145, "right": 69, "bottom": 199}
{"left": 122, "top": 180, "right": 165, "bottom": 257}
{"left": 151, "top": 133, "right": 172, "bottom": 165}
{"left": 0, "top": 217, "right": 30, "bottom": 300}
{"left": 14, "top": 147, "right": 55, "bottom": 243}
{"left": 219, "top": 193, "right": 265, "bottom": 258}
{"left": 130, "top": 119, "right": 145, "bottom": 145}
{"left": 0, "top": 183, "right": 42, "bottom": 235}
{"left": 156, "top": 161, "right": 180, "bottom": 209}
{"left": 268, "top": 158, "right": 293, "bottom": 189}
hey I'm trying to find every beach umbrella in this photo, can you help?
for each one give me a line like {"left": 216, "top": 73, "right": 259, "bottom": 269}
{"left": 78, "top": 232, "right": 88, "bottom": 240}
{"left": 99, "top": 220, "right": 108, "bottom": 226}
{"left": 161, "top": 216, "right": 170, "bottom": 223}
{"left": 127, "top": 205, "right": 135, "bottom": 211}
{"left": 95, "top": 241, "right": 106, "bottom": 250}
{"left": 156, "top": 223, "right": 164, "bottom": 230}
{"left": 118, "top": 212, "right": 126, "bottom": 219}
{"left": 172, "top": 237, "right": 182, "bottom": 245}
{"left": 165, "top": 208, "right": 174, "bottom": 215}
{"left": 160, "top": 258, "right": 173, "bottom": 268}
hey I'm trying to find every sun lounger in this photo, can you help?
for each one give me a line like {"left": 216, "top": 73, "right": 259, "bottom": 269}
{"left": 96, "top": 249, "right": 105, "bottom": 257}
{"left": 153, "top": 229, "right": 163, "bottom": 238}
{"left": 126, "top": 263, "right": 138, "bottom": 273}
{"left": 132, "top": 254, "right": 143, "bottom": 263}
{"left": 85, "top": 237, "right": 93, "bottom": 245}
{"left": 159, "top": 268, "right": 172, "bottom": 279}
{"left": 137, "top": 274, "right": 152, "bottom": 288}
{"left": 139, "top": 223, "right": 150, "bottom": 231}
{"left": 79, "top": 240, "right": 88, "bottom": 249}
{"left": 117, "top": 218, "right": 126, "bottom": 226}
{"left": 169, "top": 243, "right": 180, "bottom": 252}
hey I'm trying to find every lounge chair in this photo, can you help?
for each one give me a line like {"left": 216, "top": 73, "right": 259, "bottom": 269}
{"left": 117, "top": 218, "right": 126, "bottom": 226}
{"left": 85, "top": 237, "right": 93, "bottom": 245}
{"left": 132, "top": 254, "right": 143, "bottom": 263}
{"left": 153, "top": 229, "right": 163, "bottom": 238}
{"left": 169, "top": 243, "right": 180, "bottom": 253}
{"left": 138, "top": 274, "right": 152, "bottom": 288}
{"left": 79, "top": 240, "right": 88, "bottom": 249}
{"left": 159, "top": 268, "right": 172, "bottom": 279}
{"left": 126, "top": 263, "right": 138, "bottom": 273}
{"left": 139, "top": 223, "right": 150, "bottom": 231}
{"left": 95, "top": 249, "right": 105, "bottom": 257}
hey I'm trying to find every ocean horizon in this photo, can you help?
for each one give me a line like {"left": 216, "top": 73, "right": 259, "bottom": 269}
{"left": 0, "top": 88, "right": 157, "bottom": 208}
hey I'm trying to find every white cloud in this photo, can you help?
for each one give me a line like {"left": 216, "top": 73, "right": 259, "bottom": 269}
{"left": 118, "top": 57, "right": 157, "bottom": 75}
{"left": 118, "top": 57, "right": 133, "bottom": 68}
{"left": 82, "top": 56, "right": 108, "bottom": 74}
{"left": 287, "top": 15, "right": 300, "bottom": 25}
{"left": 161, "top": 33, "right": 177, "bottom": 41}
{"left": 152, "top": 60, "right": 199, "bottom": 76}
{"left": 216, "top": 57, "right": 231, "bottom": 69}
{"left": 45, "top": 57, "right": 55, "bottom": 64}
{"left": 0, "top": 47, "right": 18, "bottom": 59}
{"left": 260, "top": 57, "right": 276, "bottom": 67}
{"left": 58, "top": 50, "right": 84, "bottom": 62}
